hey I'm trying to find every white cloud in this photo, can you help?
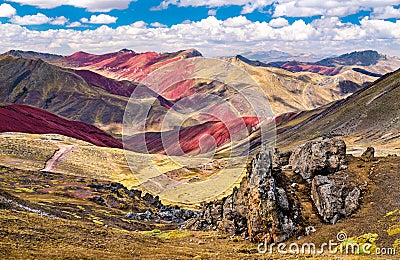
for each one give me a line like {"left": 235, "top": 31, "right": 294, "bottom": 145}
{"left": 0, "top": 3, "right": 16, "bottom": 18}
{"left": 7, "top": 0, "right": 137, "bottom": 12}
{"left": 208, "top": 9, "right": 217, "bottom": 16}
{"left": 274, "top": 0, "right": 400, "bottom": 17}
{"left": 153, "top": 0, "right": 275, "bottom": 13}
{"left": 360, "top": 17, "right": 400, "bottom": 39}
{"left": 150, "top": 22, "right": 167, "bottom": 28}
{"left": 11, "top": 13, "right": 51, "bottom": 25}
{"left": 50, "top": 16, "right": 68, "bottom": 25}
{"left": 1, "top": 15, "right": 400, "bottom": 58}
{"left": 10, "top": 13, "right": 70, "bottom": 25}
{"left": 67, "top": 21, "right": 82, "bottom": 28}
{"left": 152, "top": 0, "right": 400, "bottom": 17}
{"left": 241, "top": 0, "right": 275, "bottom": 14}
{"left": 269, "top": 17, "right": 289, "bottom": 27}
{"left": 371, "top": 6, "right": 400, "bottom": 19}
{"left": 80, "top": 14, "right": 117, "bottom": 24}
{"left": 223, "top": 16, "right": 252, "bottom": 27}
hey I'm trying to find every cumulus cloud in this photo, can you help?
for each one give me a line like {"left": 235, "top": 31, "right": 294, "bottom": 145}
{"left": 10, "top": 13, "right": 69, "bottom": 25}
{"left": 11, "top": 13, "right": 51, "bottom": 25}
{"left": 67, "top": 21, "right": 82, "bottom": 28}
{"left": 7, "top": 0, "right": 137, "bottom": 12}
{"left": 150, "top": 22, "right": 167, "bottom": 28}
{"left": 152, "top": 0, "right": 400, "bottom": 17}
{"left": 223, "top": 16, "right": 251, "bottom": 27}
{"left": 0, "top": 3, "right": 16, "bottom": 18}
{"left": 272, "top": 0, "right": 400, "bottom": 17}
{"left": 0, "top": 15, "right": 399, "bottom": 58}
{"left": 208, "top": 9, "right": 217, "bottom": 16}
{"left": 153, "top": 0, "right": 275, "bottom": 14}
{"left": 371, "top": 6, "right": 400, "bottom": 19}
{"left": 241, "top": 0, "right": 275, "bottom": 14}
{"left": 80, "top": 14, "right": 117, "bottom": 24}
{"left": 49, "top": 16, "right": 68, "bottom": 25}
{"left": 269, "top": 17, "right": 289, "bottom": 27}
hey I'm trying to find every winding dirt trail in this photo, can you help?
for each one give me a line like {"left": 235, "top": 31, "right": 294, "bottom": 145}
{"left": 41, "top": 145, "right": 76, "bottom": 172}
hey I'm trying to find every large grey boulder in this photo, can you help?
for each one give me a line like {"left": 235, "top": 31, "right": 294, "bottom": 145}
{"left": 289, "top": 138, "right": 347, "bottom": 181}
{"left": 311, "top": 175, "right": 360, "bottom": 224}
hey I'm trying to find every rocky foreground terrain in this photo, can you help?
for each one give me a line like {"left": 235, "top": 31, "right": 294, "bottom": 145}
{"left": 1, "top": 136, "right": 399, "bottom": 259}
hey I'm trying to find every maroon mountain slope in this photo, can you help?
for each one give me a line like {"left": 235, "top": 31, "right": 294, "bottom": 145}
{"left": 0, "top": 104, "right": 122, "bottom": 148}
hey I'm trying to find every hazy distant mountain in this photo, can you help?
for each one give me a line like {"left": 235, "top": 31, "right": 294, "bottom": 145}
{"left": 267, "top": 50, "right": 400, "bottom": 76}
{"left": 239, "top": 50, "right": 322, "bottom": 63}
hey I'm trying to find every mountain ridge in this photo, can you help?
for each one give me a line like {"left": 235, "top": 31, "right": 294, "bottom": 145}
{"left": 266, "top": 50, "right": 399, "bottom": 76}
{"left": 0, "top": 104, "right": 122, "bottom": 148}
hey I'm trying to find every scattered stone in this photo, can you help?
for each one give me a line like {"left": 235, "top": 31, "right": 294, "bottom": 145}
{"left": 282, "top": 165, "right": 293, "bottom": 170}
{"left": 305, "top": 226, "right": 316, "bottom": 236}
{"left": 361, "top": 147, "right": 375, "bottom": 162}
{"left": 89, "top": 196, "right": 107, "bottom": 206}
{"left": 126, "top": 206, "right": 200, "bottom": 224}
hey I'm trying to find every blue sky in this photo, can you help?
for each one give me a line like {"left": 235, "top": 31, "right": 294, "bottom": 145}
{"left": 0, "top": 0, "right": 399, "bottom": 57}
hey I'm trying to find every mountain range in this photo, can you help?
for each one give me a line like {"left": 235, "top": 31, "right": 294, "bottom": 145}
{"left": 239, "top": 50, "right": 322, "bottom": 63}
{"left": 1, "top": 48, "right": 400, "bottom": 156}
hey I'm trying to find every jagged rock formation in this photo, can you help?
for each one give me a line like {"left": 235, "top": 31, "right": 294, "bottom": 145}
{"left": 289, "top": 138, "right": 347, "bottom": 181}
{"left": 311, "top": 175, "right": 360, "bottom": 224}
{"left": 290, "top": 138, "right": 360, "bottom": 224}
{"left": 183, "top": 138, "right": 361, "bottom": 242}
{"left": 184, "top": 145, "right": 302, "bottom": 242}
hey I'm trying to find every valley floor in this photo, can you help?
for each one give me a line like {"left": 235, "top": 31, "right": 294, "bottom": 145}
{"left": 1, "top": 152, "right": 400, "bottom": 259}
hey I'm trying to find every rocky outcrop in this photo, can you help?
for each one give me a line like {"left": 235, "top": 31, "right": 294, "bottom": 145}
{"left": 311, "top": 175, "right": 360, "bottom": 224}
{"left": 125, "top": 206, "right": 200, "bottom": 224}
{"left": 182, "top": 138, "right": 360, "bottom": 241}
{"left": 289, "top": 138, "right": 347, "bottom": 181}
{"left": 289, "top": 138, "right": 361, "bottom": 224}
{"left": 183, "top": 145, "right": 302, "bottom": 242}
{"left": 273, "top": 148, "right": 292, "bottom": 169}
{"left": 88, "top": 182, "right": 200, "bottom": 224}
